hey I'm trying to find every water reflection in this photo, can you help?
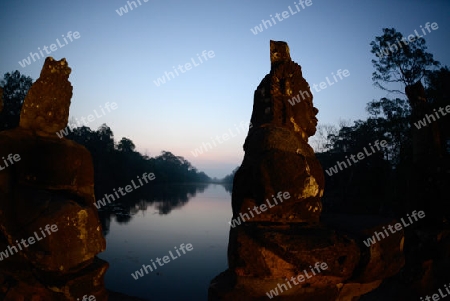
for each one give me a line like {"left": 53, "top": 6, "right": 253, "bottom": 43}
{"left": 97, "top": 183, "right": 231, "bottom": 301}
{"left": 98, "top": 183, "right": 209, "bottom": 236}
{"left": 222, "top": 183, "right": 232, "bottom": 194}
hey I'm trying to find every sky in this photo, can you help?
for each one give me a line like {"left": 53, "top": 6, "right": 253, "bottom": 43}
{"left": 1, "top": 0, "right": 449, "bottom": 178}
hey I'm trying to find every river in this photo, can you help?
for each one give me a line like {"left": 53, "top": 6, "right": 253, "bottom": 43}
{"left": 97, "top": 183, "right": 231, "bottom": 301}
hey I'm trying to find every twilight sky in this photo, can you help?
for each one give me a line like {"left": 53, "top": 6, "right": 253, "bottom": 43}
{"left": 1, "top": 0, "right": 449, "bottom": 178}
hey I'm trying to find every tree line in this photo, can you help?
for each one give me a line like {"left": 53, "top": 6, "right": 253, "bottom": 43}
{"left": 222, "top": 28, "right": 450, "bottom": 217}
{"left": 315, "top": 28, "right": 449, "bottom": 216}
{"left": 2, "top": 27, "right": 449, "bottom": 218}
{"left": 0, "top": 73, "right": 211, "bottom": 200}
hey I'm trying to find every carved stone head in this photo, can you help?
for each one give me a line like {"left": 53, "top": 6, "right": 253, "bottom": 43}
{"left": 19, "top": 57, "right": 72, "bottom": 136}
{"left": 249, "top": 40, "right": 319, "bottom": 141}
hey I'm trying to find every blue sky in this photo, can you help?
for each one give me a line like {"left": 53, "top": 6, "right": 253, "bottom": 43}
{"left": 1, "top": 0, "right": 449, "bottom": 178}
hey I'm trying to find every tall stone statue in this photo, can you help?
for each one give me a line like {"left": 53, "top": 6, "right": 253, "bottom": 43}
{"left": 232, "top": 40, "right": 323, "bottom": 227}
{"left": 209, "top": 41, "right": 405, "bottom": 301}
{"left": 0, "top": 57, "right": 108, "bottom": 300}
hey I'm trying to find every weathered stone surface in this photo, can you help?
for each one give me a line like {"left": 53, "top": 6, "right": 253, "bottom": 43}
{"left": 228, "top": 224, "right": 359, "bottom": 280}
{"left": 209, "top": 41, "right": 405, "bottom": 301}
{"left": 0, "top": 254, "right": 108, "bottom": 301}
{"left": 336, "top": 280, "right": 382, "bottom": 301}
{"left": 233, "top": 40, "right": 323, "bottom": 225}
{"left": 0, "top": 57, "right": 107, "bottom": 300}
{"left": 321, "top": 214, "right": 405, "bottom": 283}
{"left": 379, "top": 227, "right": 449, "bottom": 300}
{"left": 209, "top": 269, "right": 341, "bottom": 301}
{"left": 19, "top": 57, "right": 72, "bottom": 135}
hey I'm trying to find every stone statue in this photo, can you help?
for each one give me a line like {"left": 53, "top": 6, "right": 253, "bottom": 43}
{"left": 209, "top": 41, "right": 405, "bottom": 301}
{"left": 0, "top": 57, "right": 107, "bottom": 300}
{"left": 232, "top": 40, "right": 324, "bottom": 225}
{"left": 19, "top": 57, "right": 73, "bottom": 135}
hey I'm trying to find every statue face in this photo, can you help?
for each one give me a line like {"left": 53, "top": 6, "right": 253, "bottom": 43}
{"left": 304, "top": 100, "right": 319, "bottom": 136}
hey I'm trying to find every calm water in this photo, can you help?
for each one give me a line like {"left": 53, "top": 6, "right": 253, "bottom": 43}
{"left": 97, "top": 183, "right": 231, "bottom": 301}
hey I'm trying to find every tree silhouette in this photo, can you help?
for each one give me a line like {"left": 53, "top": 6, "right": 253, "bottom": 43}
{"left": 370, "top": 28, "right": 440, "bottom": 94}
{"left": 221, "top": 166, "right": 239, "bottom": 184}
{"left": 365, "top": 97, "right": 412, "bottom": 164}
{"left": 0, "top": 71, "right": 32, "bottom": 131}
{"left": 97, "top": 124, "right": 115, "bottom": 152}
{"left": 117, "top": 137, "right": 136, "bottom": 152}
{"left": 66, "top": 125, "right": 211, "bottom": 191}
{"left": 314, "top": 27, "right": 450, "bottom": 215}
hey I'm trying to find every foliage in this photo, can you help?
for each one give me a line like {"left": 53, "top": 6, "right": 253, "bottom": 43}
{"left": 310, "top": 123, "right": 339, "bottom": 152}
{"left": 0, "top": 70, "right": 211, "bottom": 208}
{"left": 370, "top": 28, "right": 440, "bottom": 94}
{"left": 221, "top": 166, "right": 239, "bottom": 184}
{"left": 0, "top": 71, "right": 33, "bottom": 131}
{"left": 318, "top": 28, "right": 448, "bottom": 215}
{"left": 365, "top": 97, "right": 412, "bottom": 164}
{"left": 66, "top": 124, "right": 211, "bottom": 197}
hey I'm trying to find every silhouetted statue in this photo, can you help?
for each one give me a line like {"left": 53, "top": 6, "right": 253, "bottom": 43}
{"left": 406, "top": 81, "right": 444, "bottom": 162}
{"left": 209, "top": 41, "right": 405, "bottom": 301}
{"left": 232, "top": 40, "right": 323, "bottom": 225}
{"left": 0, "top": 57, "right": 108, "bottom": 300}
{"left": 404, "top": 80, "right": 445, "bottom": 221}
